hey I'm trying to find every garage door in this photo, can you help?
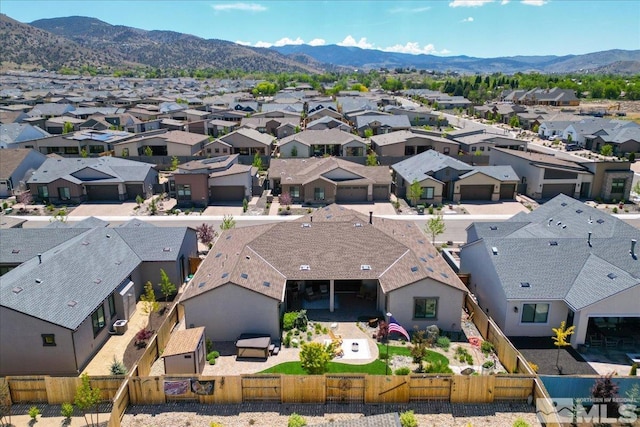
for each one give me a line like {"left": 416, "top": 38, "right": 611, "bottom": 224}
{"left": 126, "top": 184, "right": 144, "bottom": 200}
{"left": 459, "top": 185, "right": 493, "bottom": 201}
{"left": 86, "top": 185, "right": 120, "bottom": 201}
{"left": 373, "top": 185, "right": 389, "bottom": 201}
{"left": 499, "top": 184, "right": 516, "bottom": 200}
{"left": 336, "top": 186, "right": 368, "bottom": 203}
{"left": 541, "top": 183, "right": 575, "bottom": 199}
{"left": 210, "top": 185, "right": 245, "bottom": 202}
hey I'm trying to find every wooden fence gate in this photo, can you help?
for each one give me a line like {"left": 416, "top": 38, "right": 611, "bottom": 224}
{"left": 7, "top": 377, "right": 47, "bottom": 403}
{"left": 326, "top": 375, "right": 365, "bottom": 402}
{"left": 241, "top": 375, "right": 281, "bottom": 402}
{"left": 408, "top": 375, "right": 451, "bottom": 401}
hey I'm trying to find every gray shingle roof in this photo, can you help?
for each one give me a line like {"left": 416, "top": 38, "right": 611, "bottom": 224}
{"left": 459, "top": 166, "right": 519, "bottom": 182}
{"left": 0, "top": 228, "right": 87, "bottom": 264}
{"left": 465, "top": 194, "right": 640, "bottom": 310}
{"left": 27, "top": 156, "right": 155, "bottom": 185}
{"left": 391, "top": 150, "right": 472, "bottom": 183}
{"left": 355, "top": 115, "right": 411, "bottom": 130}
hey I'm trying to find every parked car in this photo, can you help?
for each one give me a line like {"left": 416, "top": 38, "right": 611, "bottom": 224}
{"left": 565, "top": 144, "right": 580, "bottom": 151}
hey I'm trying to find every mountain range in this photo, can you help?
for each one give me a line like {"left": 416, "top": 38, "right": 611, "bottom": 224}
{"left": 1, "top": 14, "right": 639, "bottom": 75}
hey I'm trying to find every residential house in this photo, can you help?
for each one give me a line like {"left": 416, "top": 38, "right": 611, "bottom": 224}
{"left": 354, "top": 114, "right": 411, "bottom": 137}
{"left": 278, "top": 129, "right": 368, "bottom": 158}
{"left": 489, "top": 147, "right": 632, "bottom": 201}
{"left": 27, "top": 156, "right": 157, "bottom": 203}
{"left": 15, "top": 129, "right": 137, "bottom": 155}
{"left": 45, "top": 117, "right": 84, "bottom": 134}
{"left": 0, "top": 123, "right": 51, "bottom": 148}
{"left": 370, "top": 130, "right": 459, "bottom": 157}
{"left": 306, "top": 105, "right": 343, "bottom": 122}
{"left": 306, "top": 116, "right": 351, "bottom": 132}
{"left": 240, "top": 117, "right": 299, "bottom": 138}
{"left": 502, "top": 87, "right": 580, "bottom": 107}
{"left": 181, "top": 205, "right": 468, "bottom": 342}
{"left": 392, "top": 150, "right": 518, "bottom": 205}
{"left": 459, "top": 194, "right": 639, "bottom": 348}
{"left": 206, "top": 119, "right": 239, "bottom": 138}
{"left": 269, "top": 157, "right": 390, "bottom": 203}
{"left": 203, "top": 128, "right": 274, "bottom": 156}
{"left": 0, "top": 148, "right": 47, "bottom": 197}
{"left": 28, "top": 103, "right": 75, "bottom": 119}
{"left": 0, "top": 222, "right": 197, "bottom": 375}
{"left": 113, "top": 130, "right": 209, "bottom": 157}
{"left": 169, "top": 154, "right": 255, "bottom": 206}
{"left": 384, "top": 106, "right": 445, "bottom": 127}
{"left": 452, "top": 132, "right": 527, "bottom": 155}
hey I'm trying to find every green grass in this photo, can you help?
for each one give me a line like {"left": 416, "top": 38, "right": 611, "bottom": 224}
{"left": 260, "top": 360, "right": 388, "bottom": 375}
{"left": 377, "top": 344, "right": 449, "bottom": 365}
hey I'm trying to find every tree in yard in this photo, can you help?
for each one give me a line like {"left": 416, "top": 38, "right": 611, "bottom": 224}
{"left": 279, "top": 192, "right": 292, "bottom": 207}
{"left": 63, "top": 121, "right": 74, "bottom": 134}
{"left": 425, "top": 213, "right": 446, "bottom": 245}
{"left": 170, "top": 156, "right": 179, "bottom": 171}
{"left": 220, "top": 214, "right": 236, "bottom": 230}
{"left": 140, "top": 281, "right": 159, "bottom": 315}
{"left": 600, "top": 144, "right": 613, "bottom": 157}
{"left": 74, "top": 373, "right": 101, "bottom": 427}
{"left": 364, "top": 128, "right": 374, "bottom": 139}
{"left": 252, "top": 152, "right": 263, "bottom": 170}
{"left": 159, "top": 268, "right": 176, "bottom": 302}
{"left": 290, "top": 145, "right": 298, "bottom": 157}
{"left": 551, "top": 320, "right": 575, "bottom": 374}
{"left": 196, "top": 223, "right": 217, "bottom": 248}
{"left": 532, "top": 124, "right": 540, "bottom": 133}
{"left": 80, "top": 148, "right": 89, "bottom": 158}
{"left": 591, "top": 373, "right": 620, "bottom": 419}
{"left": 366, "top": 151, "right": 378, "bottom": 166}
{"left": 299, "top": 341, "right": 334, "bottom": 375}
{"left": 17, "top": 190, "right": 32, "bottom": 207}
{"left": 408, "top": 179, "right": 422, "bottom": 207}
{"left": 143, "top": 146, "right": 153, "bottom": 157}
{"left": 509, "top": 115, "right": 520, "bottom": 128}
{"left": 0, "top": 379, "right": 11, "bottom": 427}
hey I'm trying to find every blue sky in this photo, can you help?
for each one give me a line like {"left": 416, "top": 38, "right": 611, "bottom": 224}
{"left": 2, "top": 1, "right": 639, "bottom": 57}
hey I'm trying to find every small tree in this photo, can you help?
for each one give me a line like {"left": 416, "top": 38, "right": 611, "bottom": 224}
{"left": 551, "top": 320, "right": 575, "bottom": 373}
{"left": 143, "top": 146, "right": 153, "bottom": 157}
{"left": 17, "top": 190, "right": 32, "bottom": 207}
{"left": 140, "top": 281, "right": 159, "bottom": 315}
{"left": 159, "top": 268, "right": 176, "bottom": 302}
{"left": 366, "top": 151, "right": 378, "bottom": 166}
{"left": 299, "top": 342, "right": 334, "bottom": 375}
{"left": 74, "top": 373, "right": 101, "bottom": 427}
{"left": 196, "top": 223, "right": 217, "bottom": 248}
{"left": 425, "top": 213, "right": 446, "bottom": 245}
{"left": 220, "top": 214, "right": 236, "bottom": 230}
{"left": 170, "top": 156, "right": 179, "bottom": 171}
{"left": 591, "top": 373, "right": 620, "bottom": 419}
{"left": 408, "top": 179, "right": 422, "bottom": 207}
{"left": 509, "top": 115, "right": 520, "bottom": 128}
{"left": 63, "top": 121, "right": 74, "bottom": 134}
{"left": 242, "top": 198, "right": 248, "bottom": 212}
{"left": 252, "top": 152, "right": 263, "bottom": 170}
{"left": 364, "top": 128, "right": 374, "bottom": 139}
{"left": 80, "top": 148, "right": 89, "bottom": 158}
{"left": 109, "top": 357, "right": 127, "bottom": 375}
{"left": 600, "top": 144, "right": 613, "bottom": 157}
{"left": 279, "top": 192, "right": 292, "bottom": 207}
{"left": 135, "top": 194, "right": 144, "bottom": 207}
{"left": 290, "top": 145, "right": 298, "bottom": 157}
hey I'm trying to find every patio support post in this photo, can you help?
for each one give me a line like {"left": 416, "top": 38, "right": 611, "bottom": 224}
{"left": 329, "top": 279, "right": 335, "bottom": 312}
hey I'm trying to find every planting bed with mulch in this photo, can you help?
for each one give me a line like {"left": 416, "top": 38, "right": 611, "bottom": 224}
{"left": 509, "top": 336, "right": 597, "bottom": 375}
{"left": 122, "top": 302, "right": 173, "bottom": 369}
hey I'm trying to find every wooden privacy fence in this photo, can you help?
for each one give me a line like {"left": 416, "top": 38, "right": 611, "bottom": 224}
{"left": 2, "top": 375, "right": 124, "bottom": 405}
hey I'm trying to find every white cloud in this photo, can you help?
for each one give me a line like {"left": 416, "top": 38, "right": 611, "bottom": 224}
{"left": 522, "top": 0, "right": 547, "bottom": 5}
{"left": 337, "top": 35, "right": 374, "bottom": 49}
{"left": 382, "top": 42, "right": 449, "bottom": 55}
{"left": 211, "top": 3, "right": 267, "bottom": 12}
{"left": 308, "top": 38, "right": 326, "bottom": 46}
{"left": 254, "top": 41, "right": 272, "bottom": 48}
{"left": 449, "top": 0, "right": 493, "bottom": 7}
{"left": 273, "top": 37, "right": 304, "bottom": 47}
{"left": 235, "top": 40, "right": 252, "bottom": 46}
{"left": 461, "top": 16, "right": 474, "bottom": 22}
{"left": 501, "top": 0, "right": 510, "bottom": 4}
{"left": 440, "top": 49, "right": 452, "bottom": 55}
{"left": 389, "top": 6, "right": 431, "bottom": 13}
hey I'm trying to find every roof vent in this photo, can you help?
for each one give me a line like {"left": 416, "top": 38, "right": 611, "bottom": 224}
{"left": 106, "top": 234, "right": 111, "bottom": 238}
{"left": 561, "top": 202, "right": 568, "bottom": 207}
{"left": 427, "top": 267, "right": 434, "bottom": 272}
{"left": 411, "top": 266, "right": 419, "bottom": 272}
{"left": 245, "top": 255, "right": 250, "bottom": 260}
{"left": 547, "top": 218, "right": 553, "bottom": 226}
{"left": 93, "top": 279, "right": 102, "bottom": 284}
{"left": 361, "top": 264, "right": 371, "bottom": 271}
{"left": 82, "top": 241, "right": 90, "bottom": 246}
{"left": 35, "top": 279, "right": 42, "bottom": 284}
{"left": 198, "top": 282, "right": 206, "bottom": 288}
{"left": 263, "top": 281, "right": 270, "bottom": 287}
{"left": 354, "top": 223, "right": 363, "bottom": 227}
{"left": 556, "top": 222, "right": 562, "bottom": 226}
{"left": 562, "top": 225, "right": 567, "bottom": 229}
{"left": 115, "top": 260, "right": 122, "bottom": 265}
{"left": 12, "top": 287, "right": 23, "bottom": 294}
{"left": 221, "top": 272, "right": 229, "bottom": 278}
{"left": 226, "top": 235, "right": 232, "bottom": 240}
{"left": 440, "top": 272, "right": 449, "bottom": 278}
{"left": 596, "top": 219, "right": 604, "bottom": 224}
{"left": 576, "top": 209, "right": 583, "bottom": 214}
{"left": 11, "top": 249, "right": 20, "bottom": 254}
{"left": 549, "top": 241, "right": 558, "bottom": 246}
{"left": 631, "top": 239, "right": 637, "bottom": 259}
{"left": 215, "top": 252, "right": 222, "bottom": 258}
{"left": 300, "top": 264, "right": 311, "bottom": 271}
{"left": 67, "top": 300, "right": 78, "bottom": 307}
{"left": 489, "top": 226, "right": 498, "bottom": 231}
{"left": 302, "top": 223, "right": 311, "bottom": 228}
{"left": 163, "top": 247, "right": 171, "bottom": 252}
{"left": 420, "top": 257, "right": 427, "bottom": 262}
{"left": 520, "top": 282, "right": 531, "bottom": 288}
{"left": 417, "top": 239, "right": 424, "bottom": 244}
{"left": 240, "top": 273, "right": 248, "bottom": 279}
{"left": 491, "top": 247, "right": 499, "bottom": 255}
{"left": 607, "top": 273, "right": 617, "bottom": 280}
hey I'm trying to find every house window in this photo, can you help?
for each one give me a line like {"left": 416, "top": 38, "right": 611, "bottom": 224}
{"left": 214, "top": 148, "right": 220, "bottom": 153}
{"left": 122, "top": 148, "right": 129, "bottom": 157}
{"left": 37, "top": 185, "right": 49, "bottom": 199}
{"left": 444, "top": 147, "right": 450, "bottom": 155}
{"left": 480, "top": 146, "right": 485, "bottom": 151}
{"left": 108, "top": 294, "right": 116, "bottom": 317}
{"left": 222, "top": 148, "right": 228, "bottom": 153}
{"left": 471, "top": 147, "right": 477, "bottom": 152}
{"left": 521, "top": 303, "right": 549, "bottom": 323}
{"left": 314, "top": 187, "right": 325, "bottom": 200}
{"left": 42, "top": 334, "right": 56, "bottom": 346}
{"left": 414, "top": 297, "right": 438, "bottom": 319}
{"left": 58, "top": 187, "right": 71, "bottom": 201}
{"left": 91, "top": 305, "right": 106, "bottom": 337}
{"left": 290, "top": 186, "right": 300, "bottom": 198}
{"left": 611, "top": 178, "right": 626, "bottom": 193}
{"left": 177, "top": 184, "right": 191, "bottom": 201}
{"left": 421, "top": 187, "right": 434, "bottom": 199}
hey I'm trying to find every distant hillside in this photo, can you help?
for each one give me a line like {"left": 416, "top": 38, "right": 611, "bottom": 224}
{"left": 28, "top": 16, "right": 324, "bottom": 73}
{"left": 272, "top": 44, "right": 640, "bottom": 74}
{"left": 0, "top": 14, "right": 128, "bottom": 69}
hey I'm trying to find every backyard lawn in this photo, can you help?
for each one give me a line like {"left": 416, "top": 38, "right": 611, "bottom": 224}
{"left": 377, "top": 343, "right": 449, "bottom": 365}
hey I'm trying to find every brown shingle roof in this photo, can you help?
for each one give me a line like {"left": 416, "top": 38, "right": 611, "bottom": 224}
{"left": 162, "top": 327, "right": 205, "bottom": 357}
{"left": 0, "top": 148, "right": 33, "bottom": 180}
{"left": 269, "top": 157, "right": 391, "bottom": 186}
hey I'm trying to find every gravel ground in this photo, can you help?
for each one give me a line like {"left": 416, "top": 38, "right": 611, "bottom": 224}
{"left": 122, "top": 402, "right": 541, "bottom": 427}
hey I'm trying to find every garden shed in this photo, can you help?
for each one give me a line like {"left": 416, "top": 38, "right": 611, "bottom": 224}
{"left": 162, "top": 327, "right": 206, "bottom": 375}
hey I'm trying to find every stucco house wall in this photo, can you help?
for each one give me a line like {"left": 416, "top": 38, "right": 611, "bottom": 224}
{"left": 182, "top": 284, "right": 281, "bottom": 342}
{"left": 279, "top": 140, "right": 310, "bottom": 158}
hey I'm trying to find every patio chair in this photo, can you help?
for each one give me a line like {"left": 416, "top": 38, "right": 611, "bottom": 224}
{"left": 320, "top": 284, "right": 328, "bottom": 295}
{"left": 589, "top": 335, "right": 603, "bottom": 347}
{"left": 305, "top": 287, "right": 319, "bottom": 301}
{"left": 605, "top": 336, "right": 619, "bottom": 349}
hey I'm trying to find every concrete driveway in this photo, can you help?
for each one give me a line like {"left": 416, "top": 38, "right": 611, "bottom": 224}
{"left": 336, "top": 202, "right": 397, "bottom": 216}
{"left": 459, "top": 201, "right": 530, "bottom": 215}
{"left": 68, "top": 201, "right": 140, "bottom": 217}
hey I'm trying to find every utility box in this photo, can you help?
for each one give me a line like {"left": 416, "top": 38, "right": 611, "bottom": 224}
{"left": 114, "top": 319, "right": 128, "bottom": 335}
{"left": 416, "top": 205, "right": 425, "bottom": 215}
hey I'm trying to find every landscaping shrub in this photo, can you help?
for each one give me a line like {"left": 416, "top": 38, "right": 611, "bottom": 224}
{"left": 399, "top": 410, "right": 418, "bottom": 427}
{"left": 394, "top": 367, "right": 411, "bottom": 375}
{"left": 295, "top": 310, "right": 308, "bottom": 331}
{"left": 29, "top": 406, "right": 40, "bottom": 420}
{"left": 210, "top": 422, "right": 224, "bottom": 427}
{"left": 436, "top": 336, "right": 450, "bottom": 351}
{"left": 283, "top": 312, "right": 298, "bottom": 330}
{"left": 288, "top": 412, "right": 306, "bottom": 427}
{"left": 630, "top": 363, "right": 637, "bottom": 376}
{"left": 207, "top": 351, "right": 220, "bottom": 361}
{"left": 206, "top": 338, "right": 214, "bottom": 353}
{"left": 378, "top": 352, "right": 389, "bottom": 360}
{"left": 482, "top": 360, "right": 495, "bottom": 369}
{"left": 208, "top": 358, "right": 216, "bottom": 365}
{"left": 424, "top": 360, "right": 453, "bottom": 374}
{"left": 109, "top": 357, "right": 127, "bottom": 375}
{"left": 528, "top": 362, "right": 539, "bottom": 373}
{"left": 61, "top": 402, "right": 74, "bottom": 418}
{"left": 135, "top": 328, "right": 154, "bottom": 348}
{"left": 481, "top": 340, "right": 495, "bottom": 356}
{"left": 512, "top": 418, "right": 531, "bottom": 427}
